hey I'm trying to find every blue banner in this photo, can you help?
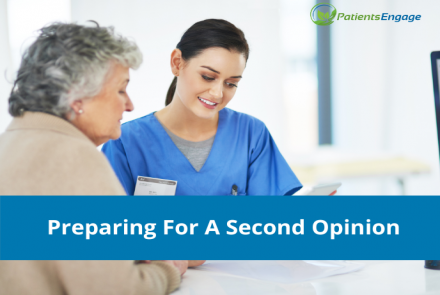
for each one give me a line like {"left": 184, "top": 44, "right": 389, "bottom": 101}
{"left": 0, "top": 195, "right": 438, "bottom": 259}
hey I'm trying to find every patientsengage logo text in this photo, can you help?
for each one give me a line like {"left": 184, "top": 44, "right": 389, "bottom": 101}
{"left": 311, "top": 3, "right": 421, "bottom": 26}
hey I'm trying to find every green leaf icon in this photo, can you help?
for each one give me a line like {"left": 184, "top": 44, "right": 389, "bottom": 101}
{"left": 314, "top": 20, "right": 327, "bottom": 25}
{"left": 310, "top": 3, "right": 337, "bottom": 26}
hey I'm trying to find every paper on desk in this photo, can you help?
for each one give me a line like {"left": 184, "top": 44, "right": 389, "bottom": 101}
{"left": 195, "top": 260, "right": 364, "bottom": 284}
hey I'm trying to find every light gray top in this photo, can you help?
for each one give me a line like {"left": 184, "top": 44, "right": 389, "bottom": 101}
{"left": 155, "top": 114, "right": 215, "bottom": 172}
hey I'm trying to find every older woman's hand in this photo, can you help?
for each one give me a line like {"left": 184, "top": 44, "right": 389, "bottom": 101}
{"left": 188, "top": 260, "right": 206, "bottom": 267}
{"left": 139, "top": 260, "right": 189, "bottom": 275}
{"left": 140, "top": 260, "right": 205, "bottom": 269}
{"left": 162, "top": 260, "right": 189, "bottom": 275}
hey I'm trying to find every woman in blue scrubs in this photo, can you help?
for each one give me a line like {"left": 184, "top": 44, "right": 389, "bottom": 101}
{"left": 102, "top": 19, "right": 302, "bottom": 196}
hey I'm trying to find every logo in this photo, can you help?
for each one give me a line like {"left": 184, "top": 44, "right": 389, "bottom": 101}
{"left": 310, "top": 3, "right": 337, "bottom": 26}
{"left": 310, "top": 3, "right": 422, "bottom": 25}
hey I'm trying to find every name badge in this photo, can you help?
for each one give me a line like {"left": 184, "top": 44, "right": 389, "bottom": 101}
{"left": 134, "top": 176, "right": 177, "bottom": 195}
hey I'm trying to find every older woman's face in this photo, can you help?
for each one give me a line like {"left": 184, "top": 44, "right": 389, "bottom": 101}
{"left": 71, "top": 63, "right": 133, "bottom": 146}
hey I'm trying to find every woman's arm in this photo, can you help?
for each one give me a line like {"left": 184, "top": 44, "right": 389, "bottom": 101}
{"left": 55, "top": 260, "right": 182, "bottom": 295}
{"left": 247, "top": 123, "right": 302, "bottom": 195}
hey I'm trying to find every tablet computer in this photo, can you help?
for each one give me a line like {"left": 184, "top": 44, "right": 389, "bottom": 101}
{"left": 430, "top": 51, "right": 440, "bottom": 160}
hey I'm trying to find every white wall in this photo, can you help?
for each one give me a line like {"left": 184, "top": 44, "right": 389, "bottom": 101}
{"left": 332, "top": 0, "right": 440, "bottom": 194}
{"left": 0, "top": 0, "right": 12, "bottom": 130}
{"left": 0, "top": 0, "right": 71, "bottom": 133}
{"left": 71, "top": 0, "right": 290, "bottom": 153}
{"left": 280, "top": 0, "right": 318, "bottom": 153}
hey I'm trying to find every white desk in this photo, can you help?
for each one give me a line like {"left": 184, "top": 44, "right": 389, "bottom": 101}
{"left": 173, "top": 261, "right": 440, "bottom": 295}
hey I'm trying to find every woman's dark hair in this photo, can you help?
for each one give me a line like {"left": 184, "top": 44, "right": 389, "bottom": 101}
{"left": 165, "top": 19, "right": 249, "bottom": 106}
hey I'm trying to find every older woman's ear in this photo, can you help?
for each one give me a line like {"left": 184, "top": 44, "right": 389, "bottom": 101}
{"left": 70, "top": 100, "right": 84, "bottom": 116}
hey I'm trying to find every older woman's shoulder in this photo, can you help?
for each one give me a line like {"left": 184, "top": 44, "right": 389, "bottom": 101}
{"left": 0, "top": 127, "right": 125, "bottom": 195}
{"left": 54, "top": 137, "right": 126, "bottom": 195}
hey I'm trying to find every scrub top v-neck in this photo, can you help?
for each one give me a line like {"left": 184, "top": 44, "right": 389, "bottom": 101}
{"left": 154, "top": 113, "right": 215, "bottom": 172}
{"left": 102, "top": 108, "right": 302, "bottom": 196}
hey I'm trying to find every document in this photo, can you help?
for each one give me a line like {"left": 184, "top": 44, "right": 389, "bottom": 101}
{"left": 195, "top": 260, "right": 363, "bottom": 284}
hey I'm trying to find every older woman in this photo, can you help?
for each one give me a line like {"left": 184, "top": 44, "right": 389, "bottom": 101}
{"left": 0, "top": 23, "right": 184, "bottom": 295}
{"left": 0, "top": 23, "right": 138, "bottom": 195}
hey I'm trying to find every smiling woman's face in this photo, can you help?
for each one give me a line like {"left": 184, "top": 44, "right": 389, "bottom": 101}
{"left": 173, "top": 47, "right": 246, "bottom": 119}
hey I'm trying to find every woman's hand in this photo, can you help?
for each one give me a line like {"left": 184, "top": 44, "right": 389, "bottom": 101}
{"left": 139, "top": 260, "right": 189, "bottom": 275}
{"left": 188, "top": 260, "right": 206, "bottom": 267}
{"left": 163, "top": 260, "right": 188, "bottom": 275}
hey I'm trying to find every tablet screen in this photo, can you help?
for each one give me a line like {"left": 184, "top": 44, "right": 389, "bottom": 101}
{"left": 431, "top": 52, "right": 440, "bottom": 158}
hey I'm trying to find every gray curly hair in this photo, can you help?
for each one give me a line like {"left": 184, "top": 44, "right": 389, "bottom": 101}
{"left": 8, "top": 22, "right": 143, "bottom": 117}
